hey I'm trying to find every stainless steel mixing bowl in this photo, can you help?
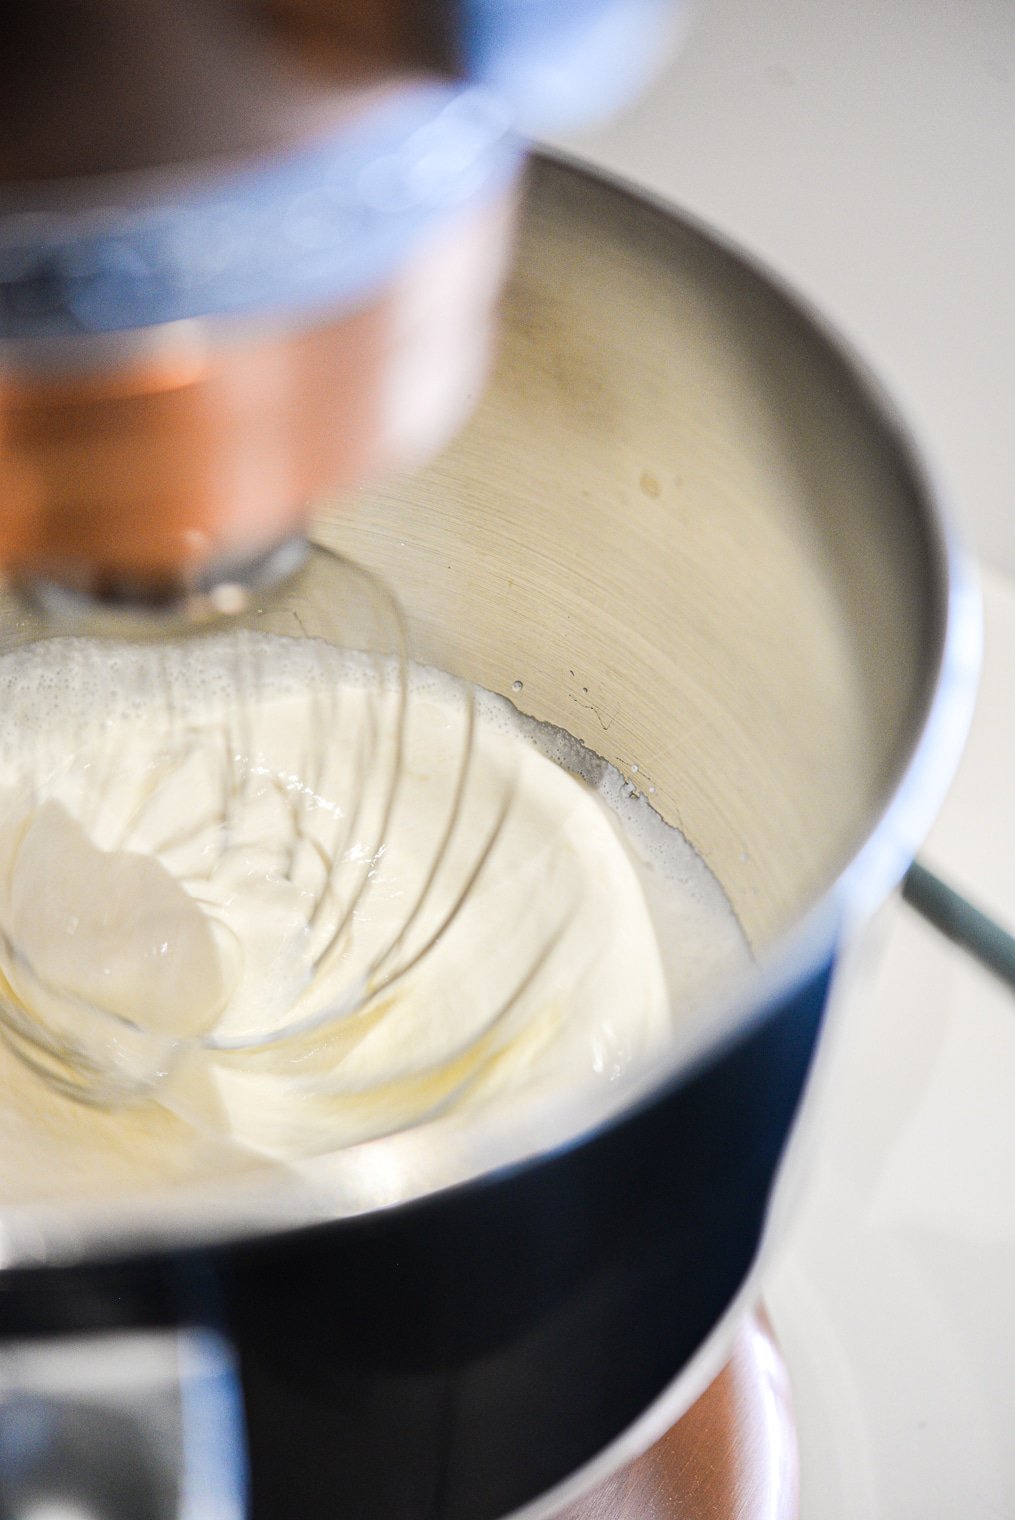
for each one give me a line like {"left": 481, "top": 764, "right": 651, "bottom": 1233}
{"left": 0, "top": 155, "right": 977, "bottom": 1520}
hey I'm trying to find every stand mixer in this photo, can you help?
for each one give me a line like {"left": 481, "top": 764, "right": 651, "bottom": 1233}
{"left": 3, "top": 10, "right": 781, "bottom": 1517}
{"left": 0, "top": 10, "right": 977, "bottom": 1520}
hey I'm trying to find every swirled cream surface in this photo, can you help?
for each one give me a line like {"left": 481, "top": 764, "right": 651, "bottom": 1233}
{"left": 0, "top": 636, "right": 747, "bottom": 1203}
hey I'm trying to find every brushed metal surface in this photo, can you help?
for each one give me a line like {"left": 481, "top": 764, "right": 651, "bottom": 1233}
{"left": 556, "top": 1312, "right": 797, "bottom": 1520}
{"left": 328, "top": 154, "right": 955, "bottom": 949}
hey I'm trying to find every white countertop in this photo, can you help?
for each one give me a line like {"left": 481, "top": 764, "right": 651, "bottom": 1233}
{"left": 766, "top": 562, "right": 1015, "bottom": 1519}
{"left": 555, "top": 11, "right": 1015, "bottom": 1511}
{"left": 554, "top": 0, "right": 1015, "bottom": 572}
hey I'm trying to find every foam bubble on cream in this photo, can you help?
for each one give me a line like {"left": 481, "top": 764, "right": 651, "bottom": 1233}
{"left": 0, "top": 634, "right": 749, "bottom": 1201}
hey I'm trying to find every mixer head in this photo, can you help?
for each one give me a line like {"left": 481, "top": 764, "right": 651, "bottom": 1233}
{"left": 0, "top": 0, "right": 679, "bottom": 614}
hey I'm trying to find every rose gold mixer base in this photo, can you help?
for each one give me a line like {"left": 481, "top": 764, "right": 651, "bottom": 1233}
{"left": 558, "top": 1311, "right": 798, "bottom": 1520}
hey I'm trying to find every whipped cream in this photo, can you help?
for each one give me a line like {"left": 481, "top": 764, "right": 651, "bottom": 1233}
{"left": 0, "top": 634, "right": 747, "bottom": 1201}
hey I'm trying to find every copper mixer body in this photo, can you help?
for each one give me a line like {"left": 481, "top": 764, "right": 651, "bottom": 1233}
{"left": 0, "top": 186, "right": 516, "bottom": 600}
{"left": 0, "top": 0, "right": 677, "bottom": 605}
{"left": 0, "top": 0, "right": 527, "bottom": 604}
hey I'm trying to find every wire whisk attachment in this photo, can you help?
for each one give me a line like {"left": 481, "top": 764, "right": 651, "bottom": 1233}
{"left": 0, "top": 545, "right": 582, "bottom": 1141}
